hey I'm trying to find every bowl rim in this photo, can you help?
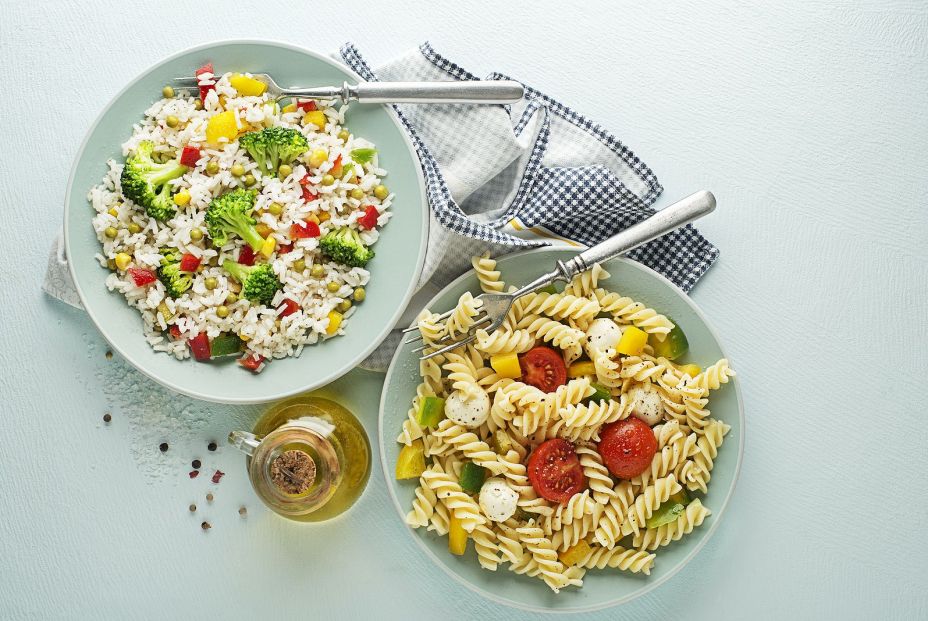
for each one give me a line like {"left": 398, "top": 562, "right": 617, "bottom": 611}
{"left": 63, "top": 38, "right": 429, "bottom": 404}
{"left": 378, "top": 249, "right": 745, "bottom": 613}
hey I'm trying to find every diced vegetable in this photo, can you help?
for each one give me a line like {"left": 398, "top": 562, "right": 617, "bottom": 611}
{"left": 349, "top": 148, "right": 377, "bottom": 164}
{"left": 395, "top": 439, "right": 426, "bottom": 480}
{"left": 459, "top": 462, "right": 487, "bottom": 495}
{"left": 490, "top": 353, "right": 521, "bottom": 379}
{"left": 558, "top": 540, "right": 592, "bottom": 566}
{"left": 678, "top": 363, "right": 701, "bottom": 377}
{"left": 157, "top": 301, "right": 173, "bottom": 321}
{"left": 296, "top": 100, "right": 317, "bottom": 112}
{"left": 646, "top": 493, "right": 689, "bottom": 529}
{"left": 278, "top": 298, "right": 299, "bottom": 318}
{"left": 179, "top": 146, "right": 200, "bottom": 167}
{"left": 584, "top": 382, "right": 612, "bottom": 404}
{"left": 259, "top": 236, "right": 276, "bottom": 259}
{"left": 281, "top": 103, "right": 297, "bottom": 114}
{"left": 448, "top": 514, "right": 468, "bottom": 556}
{"left": 168, "top": 325, "right": 182, "bottom": 340}
{"left": 229, "top": 73, "right": 267, "bottom": 97}
{"left": 303, "top": 110, "right": 326, "bottom": 129}
{"left": 330, "top": 155, "right": 343, "bottom": 178}
{"left": 210, "top": 333, "right": 243, "bottom": 358}
{"left": 357, "top": 206, "right": 379, "bottom": 231}
{"left": 326, "top": 310, "right": 343, "bottom": 335}
{"left": 195, "top": 63, "right": 215, "bottom": 101}
{"left": 416, "top": 396, "right": 446, "bottom": 427}
{"left": 178, "top": 253, "right": 200, "bottom": 272}
{"left": 114, "top": 253, "right": 131, "bottom": 271}
{"left": 650, "top": 322, "right": 689, "bottom": 360}
{"left": 188, "top": 332, "right": 211, "bottom": 361}
{"left": 290, "top": 220, "right": 321, "bottom": 239}
{"left": 491, "top": 430, "right": 512, "bottom": 455}
{"left": 567, "top": 360, "right": 596, "bottom": 378}
{"left": 237, "top": 353, "right": 265, "bottom": 371}
{"left": 127, "top": 267, "right": 156, "bottom": 286}
{"left": 238, "top": 246, "right": 256, "bottom": 266}
{"left": 616, "top": 325, "right": 648, "bottom": 356}
{"left": 205, "top": 110, "right": 239, "bottom": 145}
{"left": 299, "top": 175, "right": 319, "bottom": 202}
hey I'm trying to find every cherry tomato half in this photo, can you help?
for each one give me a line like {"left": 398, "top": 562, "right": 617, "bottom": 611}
{"left": 597, "top": 418, "right": 658, "bottom": 479}
{"left": 526, "top": 438, "right": 586, "bottom": 503}
{"left": 519, "top": 346, "right": 567, "bottom": 393}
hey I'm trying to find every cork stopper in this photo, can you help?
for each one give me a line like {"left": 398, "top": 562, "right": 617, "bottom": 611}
{"left": 270, "top": 449, "right": 316, "bottom": 495}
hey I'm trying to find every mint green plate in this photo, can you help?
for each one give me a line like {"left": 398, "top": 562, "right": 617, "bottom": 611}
{"left": 64, "top": 40, "right": 427, "bottom": 404}
{"left": 380, "top": 249, "right": 744, "bottom": 613}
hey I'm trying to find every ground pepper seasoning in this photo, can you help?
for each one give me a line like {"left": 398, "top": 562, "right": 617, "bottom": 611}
{"left": 270, "top": 450, "right": 316, "bottom": 495}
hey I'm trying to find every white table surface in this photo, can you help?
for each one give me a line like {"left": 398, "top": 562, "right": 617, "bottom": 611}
{"left": 2, "top": 0, "right": 926, "bottom": 618}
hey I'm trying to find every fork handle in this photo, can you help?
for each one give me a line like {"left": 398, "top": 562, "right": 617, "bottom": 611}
{"left": 285, "top": 81, "right": 525, "bottom": 105}
{"left": 557, "top": 190, "right": 717, "bottom": 281}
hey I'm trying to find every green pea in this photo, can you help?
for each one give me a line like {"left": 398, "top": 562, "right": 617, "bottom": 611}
{"left": 292, "top": 259, "right": 306, "bottom": 273}
{"left": 373, "top": 184, "right": 389, "bottom": 200}
{"left": 268, "top": 203, "right": 283, "bottom": 216}
{"left": 230, "top": 163, "right": 245, "bottom": 177}
{"left": 353, "top": 287, "right": 366, "bottom": 302}
{"left": 350, "top": 187, "right": 365, "bottom": 200}
{"left": 204, "top": 277, "right": 218, "bottom": 290}
{"left": 321, "top": 174, "right": 335, "bottom": 186}
{"left": 104, "top": 226, "right": 118, "bottom": 239}
{"left": 107, "top": 258, "right": 117, "bottom": 270}
{"left": 189, "top": 229, "right": 204, "bottom": 242}
{"left": 162, "top": 85, "right": 175, "bottom": 99}
{"left": 337, "top": 129, "right": 350, "bottom": 141}
{"left": 127, "top": 222, "right": 142, "bottom": 234}
{"left": 225, "top": 292, "right": 238, "bottom": 304}
{"left": 278, "top": 164, "right": 293, "bottom": 179}
{"left": 216, "top": 305, "right": 230, "bottom": 318}
{"left": 310, "top": 264, "right": 325, "bottom": 279}
{"left": 194, "top": 99, "right": 204, "bottom": 111}
{"left": 243, "top": 173, "right": 256, "bottom": 187}
{"left": 165, "top": 115, "right": 179, "bottom": 128}
{"left": 337, "top": 299, "right": 352, "bottom": 313}
{"left": 326, "top": 281, "right": 340, "bottom": 293}
{"left": 206, "top": 160, "right": 220, "bottom": 175}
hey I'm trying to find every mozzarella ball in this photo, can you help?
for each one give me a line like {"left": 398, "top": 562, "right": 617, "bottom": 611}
{"left": 478, "top": 478, "right": 519, "bottom": 522}
{"left": 445, "top": 388, "right": 490, "bottom": 428}
{"left": 585, "top": 318, "right": 623, "bottom": 356}
{"left": 629, "top": 384, "right": 663, "bottom": 425}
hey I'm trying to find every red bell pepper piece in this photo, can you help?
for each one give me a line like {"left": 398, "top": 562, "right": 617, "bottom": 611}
{"left": 330, "top": 154, "right": 343, "bottom": 178}
{"left": 357, "top": 206, "right": 379, "bottom": 231}
{"left": 278, "top": 243, "right": 293, "bottom": 255}
{"left": 278, "top": 298, "right": 300, "bottom": 318}
{"left": 238, "top": 246, "right": 256, "bottom": 266}
{"left": 296, "top": 100, "right": 317, "bottom": 112}
{"left": 169, "top": 325, "right": 182, "bottom": 340}
{"left": 238, "top": 354, "right": 265, "bottom": 372}
{"left": 127, "top": 267, "right": 157, "bottom": 286}
{"left": 180, "top": 145, "right": 201, "bottom": 167}
{"left": 195, "top": 62, "right": 216, "bottom": 102}
{"left": 179, "top": 253, "right": 201, "bottom": 272}
{"left": 290, "top": 221, "right": 321, "bottom": 239}
{"left": 299, "top": 175, "right": 319, "bottom": 202}
{"left": 188, "top": 332, "right": 211, "bottom": 361}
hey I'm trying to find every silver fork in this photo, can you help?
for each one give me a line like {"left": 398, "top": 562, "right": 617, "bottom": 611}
{"left": 173, "top": 74, "right": 524, "bottom": 105}
{"left": 404, "top": 190, "right": 717, "bottom": 360}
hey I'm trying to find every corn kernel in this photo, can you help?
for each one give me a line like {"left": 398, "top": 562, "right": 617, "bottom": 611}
{"left": 114, "top": 253, "right": 131, "bottom": 271}
{"left": 303, "top": 110, "right": 326, "bottom": 129}
{"left": 260, "top": 236, "right": 276, "bottom": 258}
{"left": 309, "top": 149, "right": 329, "bottom": 168}
{"left": 326, "top": 310, "right": 343, "bottom": 335}
{"left": 173, "top": 190, "right": 191, "bottom": 206}
{"left": 108, "top": 207, "right": 119, "bottom": 218}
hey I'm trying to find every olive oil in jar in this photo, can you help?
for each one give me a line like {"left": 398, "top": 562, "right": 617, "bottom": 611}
{"left": 229, "top": 395, "right": 371, "bottom": 522}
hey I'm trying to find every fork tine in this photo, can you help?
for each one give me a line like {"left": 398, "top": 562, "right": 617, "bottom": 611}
{"left": 172, "top": 76, "right": 201, "bottom": 85}
{"left": 399, "top": 305, "right": 462, "bottom": 334}
{"left": 421, "top": 334, "right": 477, "bottom": 360}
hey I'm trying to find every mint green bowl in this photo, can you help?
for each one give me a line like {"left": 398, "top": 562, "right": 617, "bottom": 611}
{"left": 380, "top": 249, "right": 744, "bottom": 613}
{"left": 64, "top": 41, "right": 427, "bottom": 404}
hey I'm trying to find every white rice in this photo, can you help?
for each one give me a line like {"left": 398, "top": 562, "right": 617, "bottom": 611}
{"left": 89, "top": 71, "right": 394, "bottom": 368}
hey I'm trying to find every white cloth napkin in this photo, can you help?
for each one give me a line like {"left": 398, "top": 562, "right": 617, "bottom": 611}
{"left": 43, "top": 42, "right": 718, "bottom": 372}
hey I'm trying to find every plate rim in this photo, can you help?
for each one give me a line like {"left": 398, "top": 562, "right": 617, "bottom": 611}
{"left": 63, "top": 38, "right": 429, "bottom": 404}
{"left": 378, "top": 249, "right": 745, "bottom": 613}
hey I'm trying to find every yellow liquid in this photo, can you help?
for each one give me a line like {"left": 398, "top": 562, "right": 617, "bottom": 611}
{"left": 252, "top": 396, "right": 371, "bottom": 522}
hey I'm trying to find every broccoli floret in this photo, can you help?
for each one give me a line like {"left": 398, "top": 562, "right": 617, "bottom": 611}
{"left": 120, "top": 141, "right": 188, "bottom": 221}
{"left": 157, "top": 248, "right": 192, "bottom": 298}
{"left": 318, "top": 227, "right": 375, "bottom": 268}
{"left": 204, "top": 188, "right": 264, "bottom": 251}
{"left": 238, "top": 126, "right": 309, "bottom": 175}
{"left": 222, "top": 261, "right": 282, "bottom": 306}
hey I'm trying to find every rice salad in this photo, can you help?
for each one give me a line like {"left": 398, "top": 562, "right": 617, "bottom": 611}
{"left": 88, "top": 65, "right": 393, "bottom": 372}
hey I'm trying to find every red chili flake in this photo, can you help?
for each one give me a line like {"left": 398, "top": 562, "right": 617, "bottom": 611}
{"left": 189, "top": 470, "right": 200, "bottom": 479}
{"left": 211, "top": 470, "right": 225, "bottom": 484}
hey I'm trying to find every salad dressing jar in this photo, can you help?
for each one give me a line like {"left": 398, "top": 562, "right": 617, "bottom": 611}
{"left": 229, "top": 396, "right": 371, "bottom": 522}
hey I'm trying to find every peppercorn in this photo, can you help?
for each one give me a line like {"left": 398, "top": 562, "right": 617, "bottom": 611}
{"left": 103, "top": 413, "right": 112, "bottom": 423}
{"left": 189, "top": 504, "right": 197, "bottom": 513}
{"left": 206, "top": 493, "right": 214, "bottom": 503}
{"left": 201, "top": 521, "right": 211, "bottom": 530}
{"left": 208, "top": 441, "right": 217, "bottom": 452}
{"left": 159, "top": 442, "right": 169, "bottom": 453}
{"left": 192, "top": 459, "right": 202, "bottom": 469}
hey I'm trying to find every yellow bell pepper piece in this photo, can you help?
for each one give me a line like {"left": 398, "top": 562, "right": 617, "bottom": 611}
{"left": 616, "top": 326, "right": 648, "bottom": 356}
{"left": 114, "top": 253, "right": 131, "bottom": 271}
{"left": 255, "top": 223, "right": 272, "bottom": 238}
{"left": 229, "top": 73, "right": 267, "bottom": 97}
{"left": 395, "top": 439, "right": 426, "bottom": 480}
{"left": 205, "top": 110, "right": 239, "bottom": 145}
{"left": 448, "top": 513, "right": 468, "bottom": 556}
{"left": 678, "top": 363, "right": 701, "bottom": 378}
{"left": 157, "top": 301, "right": 173, "bottom": 322}
{"left": 260, "top": 236, "right": 276, "bottom": 259}
{"left": 281, "top": 103, "right": 297, "bottom": 114}
{"left": 303, "top": 110, "right": 327, "bottom": 129}
{"left": 567, "top": 360, "right": 596, "bottom": 378}
{"left": 326, "top": 310, "right": 343, "bottom": 335}
{"left": 558, "top": 540, "right": 592, "bottom": 566}
{"left": 490, "top": 353, "right": 522, "bottom": 379}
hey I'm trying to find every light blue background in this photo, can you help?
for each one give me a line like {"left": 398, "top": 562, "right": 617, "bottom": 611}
{"left": 1, "top": 1, "right": 925, "bottom": 619}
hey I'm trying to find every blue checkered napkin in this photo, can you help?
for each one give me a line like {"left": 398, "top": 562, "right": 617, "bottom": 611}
{"left": 340, "top": 42, "right": 719, "bottom": 370}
